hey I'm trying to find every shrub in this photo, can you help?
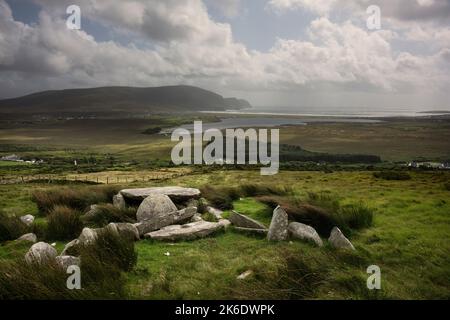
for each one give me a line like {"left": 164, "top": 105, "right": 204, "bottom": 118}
{"left": 32, "top": 185, "right": 120, "bottom": 214}
{"left": 373, "top": 171, "right": 411, "bottom": 181}
{"left": 81, "top": 204, "right": 137, "bottom": 228}
{"left": 200, "top": 186, "right": 237, "bottom": 210}
{"left": 0, "top": 211, "right": 30, "bottom": 242}
{"left": 336, "top": 203, "right": 374, "bottom": 231}
{"left": 444, "top": 182, "right": 450, "bottom": 191}
{"left": 46, "top": 206, "right": 83, "bottom": 241}
{"left": 240, "top": 184, "right": 292, "bottom": 197}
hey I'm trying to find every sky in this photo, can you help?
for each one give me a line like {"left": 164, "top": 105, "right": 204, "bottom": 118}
{"left": 0, "top": 0, "right": 449, "bottom": 111}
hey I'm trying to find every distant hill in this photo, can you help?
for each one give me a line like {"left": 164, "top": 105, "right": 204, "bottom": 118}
{"left": 0, "top": 85, "right": 251, "bottom": 116}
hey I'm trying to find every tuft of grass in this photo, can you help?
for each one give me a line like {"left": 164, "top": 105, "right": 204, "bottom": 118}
{"left": 81, "top": 204, "right": 137, "bottom": 228}
{"left": 444, "top": 182, "right": 450, "bottom": 191}
{"left": 373, "top": 171, "right": 411, "bottom": 181}
{"left": 336, "top": 203, "right": 374, "bottom": 231}
{"left": 31, "top": 185, "right": 120, "bottom": 214}
{"left": 0, "top": 211, "right": 30, "bottom": 242}
{"left": 46, "top": 205, "right": 83, "bottom": 241}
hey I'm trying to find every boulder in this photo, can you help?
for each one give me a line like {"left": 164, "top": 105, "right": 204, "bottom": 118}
{"left": 20, "top": 214, "right": 34, "bottom": 226}
{"left": 288, "top": 222, "right": 323, "bottom": 247}
{"left": 328, "top": 227, "right": 355, "bottom": 250}
{"left": 145, "top": 220, "right": 225, "bottom": 241}
{"left": 61, "top": 239, "right": 80, "bottom": 256}
{"left": 17, "top": 233, "right": 37, "bottom": 243}
{"left": 78, "top": 227, "right": 98, "bottom": 245}
{"left": 229, "top": 211, "right": 266, "bottom": 229}
{"left": 84, "top": 205, "right": 100, "bottom": 219}
{"left": 25, "top": 242, "right": 57, "bottom": 264}
{"left": 218, "top": 219, "right": 231, "bottom": 228}
{"left": 267, "top": 206, "right": 289, "bottom": 241}
{"left": 113, "top": 193, "right": 127, "bottom": 210}
{"left": 107, "top": 222, "right": 140, "bottom": 241}
{"left": 136, "top": 194, "right": 178, "bottom": 222}
{"left": 135, "top": 206, "right": 197, "bottom": 236}
{"left": 191, "top": 213, "right": 203, "bottom": 223}
{"left": 121, "top": 186, "right": 201, "bottom": 202}
{"left": 233, "top": 227, "right": 268, "bottom": 236}
{"left": 206, "top": 206, "right": 223, "bottom": 220}
{"left": 56, "top": 256, "right": 80, "bottom": 270}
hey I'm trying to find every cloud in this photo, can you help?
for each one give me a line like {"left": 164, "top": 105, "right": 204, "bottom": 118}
{"left": 0, "top": 0, "right": 449, "bottom": 107}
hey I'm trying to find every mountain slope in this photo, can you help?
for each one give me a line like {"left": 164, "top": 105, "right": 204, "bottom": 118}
{"left": 0, "top": 85, "right": 251, "bottom": 115}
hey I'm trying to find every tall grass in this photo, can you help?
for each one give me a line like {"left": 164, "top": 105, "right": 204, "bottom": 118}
{"left": 46, "top": 205, "right": 83, "bottom": 241}
{"left": 0, "top": 211, "right": 30, "bottom": 242}
{"left": 32, "top": 185, "right": 120, "bottom": 214}
{"left": 81, "top": 204, "right": 136, "bottom": 228}
{"left": 0, "top": 229, "right": 136, "bottom": 300}
{"left": 373, "top": 171, "right": 411, "bottom": 181}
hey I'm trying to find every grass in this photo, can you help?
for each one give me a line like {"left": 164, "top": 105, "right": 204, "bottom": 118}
{"left": 81, "top": 204, "right": 137, "bottom": 228}
{"left": 0, "top": 211, "right": 30, "bottom": 242}
{"left": 373, "top": 171, "right": 412, "bottom": 181}
{"left": 46, "top": 205, "right": 83, "bottom": 241}
{"left": 1, "top": 170, "right": 450, "bottom": 299}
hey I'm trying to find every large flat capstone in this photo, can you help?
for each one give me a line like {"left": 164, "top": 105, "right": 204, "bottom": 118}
{"left": 120, "top": 187, "right": 201, "bottom": 202}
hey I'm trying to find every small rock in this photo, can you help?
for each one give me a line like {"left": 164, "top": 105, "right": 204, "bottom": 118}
{"left": 17, "top": 233, "right": 37, "bottom": 243}
{"left": 164, "top": 252, "right": 171, "bottom": 256}
{"left": 190, "top": 213, "right": 203, "bottom": 222}
{"left": 218, "top": 219, "right": 231, "bottom": 228}
{"left": 78, "top": 227, "right": 98, "bottom": 245}
{"left": 25, "top": 242, "right": 57, "bottom": 265}
{"left": 328, "top": 227, "right": 355, "bottom": 250}
{"left": 61, "top": 239, "right": 80, "bottom": 256}
{"left": 108, "top": 222, "right": 140, "bottom": 241}
{"left": 237, "top": 270, "right": 254, "bottom": 280}
{"left": 113, "top": 193, "right": 127, "bottom": 210}
{"left": 229, "top": 211, "right": 266, "bottom": 229}
{"left": 288, "top": 222, "right": 323, "bottom": 247}
{"left": 56, "top": 256, "right": 80, "bottom": 270}
{"left": 267, "top": 206, "right": 289, "bottom": 241}
{"left": 20, "top": 214, "right": 34, "bottom": 226}
{"left": 206, "top": 206, "right": 223, "bottom": 220}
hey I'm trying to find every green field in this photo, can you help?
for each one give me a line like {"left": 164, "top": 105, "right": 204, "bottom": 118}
{"left": 0, "top": 115, "right": 449, "bottom": 300}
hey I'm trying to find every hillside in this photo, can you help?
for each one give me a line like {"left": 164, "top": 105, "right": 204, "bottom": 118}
{"left": 0, "top": 85, "right": 251, "bottom": 116}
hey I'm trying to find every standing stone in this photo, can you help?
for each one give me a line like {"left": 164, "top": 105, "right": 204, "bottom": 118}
{"left": 113, "top": 193, "right": 127, "bottom": 210}
{"left": 25, "top": 242, "right": 57, "bottom": 264}
{"left": 288, "top": 222, "right": 323, "bottom": 247}
{"left": 328, "top": 227, "right": 355, "bottom": 250}
{"left": 136, "top": 194, "right": 178, "bottom": 222}
{"left": 17, "top": 233, "right": 37, "bottom": 243}
{"left": 84, "top": 205, "right": 100, "bottom": 219}
{"left": 20, "top": 214, "right": 34, "bottom": 226}
{"left": 229, "top": 211, "right": 266, "bottom": 229}
{"left": 267, "top": 206, "right": 288, "bottom": 241}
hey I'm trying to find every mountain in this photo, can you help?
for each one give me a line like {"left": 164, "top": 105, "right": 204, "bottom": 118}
{"left": 0, "top": 85, "right": 251, "bottom": 116}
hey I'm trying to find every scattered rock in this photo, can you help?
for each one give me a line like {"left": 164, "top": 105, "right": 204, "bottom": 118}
{"left": 56, "top": 255, "right": 80, "bottom": 270}
{"left": 288, "top": 222, "right": 323, "bottom": 247}
{"left": 78, "top": 227, "right": 98, "bottom": 245}
{"left": 20, "top": 214, "right": 34, "bottom": 226}
{"left": 25, "top": 242, "right": 57, "bottom": 264}
{"left": 218, "top": 219, "right": 231, "bottom": 228}
{"left": 17, "top": 233, "right": 37, "bottom": 243}
{"left": 191, "top": 213, "right": 203, "bottom": 223}
{"left": 145, "top": 220, "right": 225, "bottom": 241}
{"left": 84, "top": 205, "right": 100, "bottom": 219}
{"left": 233, "top": 227, "right": 268, "bottom": 236}
{"left": 229, "top": 211, "right": 266, "bottom": 229}
{"left": 61, "top": 239, "right": 80, "bottom": 256}
{"left": 237, "top": 270, "right": 254, "bottom": 280}
{"left": 121, "top": 187, "right": 201, "bottom": 202}
{"left": 135, "top": 206, "right": 197, "bottom": 236}
{"left": 206, "top": 206, "right": 223, "bottom": 220}
{"left": 136, "top": 194, "right": 178, "bottom": 222}
{"left": 107, "top": 222, "right": 140, "bottom": 241}
{"left": 185, "top": 198, "right": 199, "bottom": 208}
{"left": 113, "top": 193, "right": 127, "bottom": 210}
{"left": 267, "top": 206, "right": 289, "bottom": 241}
{"left": 328, "top": 227, "right": 355, "bottom": 250}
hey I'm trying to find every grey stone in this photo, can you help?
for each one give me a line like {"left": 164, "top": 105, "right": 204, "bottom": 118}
{"left": 84, "top": 205, "right": 100, "bottom": 219}
{"left": 121, "top": 187, "right": 201, "bottom": 202}
{"left": 206, "top": 206, "right": 223, "bottom": 220}
{"left": 113, "top": 193, "right": 127, "bottom": 210}
{"left": 56, "top": 256, "right": 80, "bottom": 270}
{"left": 78, "top": 227, "right": 98, "bottom": 245}
{"left": 218, "top": 219, "right": 231, "bottom": 228}
{"left": 144, "top": 220, "right": 225, "bottom": 241}
{"left": 267, "top": 206, "right": 289, "bottom": 241}
{"left": 135, "top": 206, "right": 197, "bottom": 236}
{"left": 191, "top": 213, "right": 203, "bottom": 222}
{"left": 107, "top": 222, "right": 140, "bottom": 241}
{"left": 233, "top": 227, "right": 268, "bottom": 236}
{"left": 288, "top": 222, "right": 323, "bottom": 247}
{"left": 17, "top": 233, "right": 37, "bottom": 243}
{"left": 25, "top": 242, "right": 57, "bottom": 264}
{"left": 328, "top": 227, "right": 355, "bottom": 250}
{"left": 20, "top": 214, "right": 34, "bottom": 226}
{"left": 61, "top": 239, "right": 80, "bottom": 256}
{"left": 229, "top": 211, "right": 266, "bottom": 229}
{"left": 136, "top": 194, "right": 178, "bottom": 222}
